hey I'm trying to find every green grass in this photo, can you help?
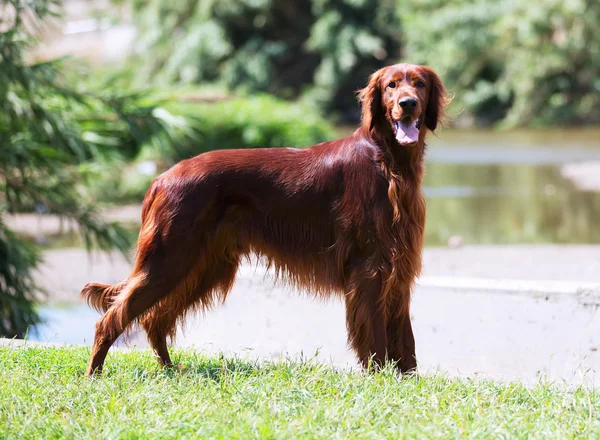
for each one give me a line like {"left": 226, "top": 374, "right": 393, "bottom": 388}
{"left": 1, "top": 346, "right": 598, "bottom": 439}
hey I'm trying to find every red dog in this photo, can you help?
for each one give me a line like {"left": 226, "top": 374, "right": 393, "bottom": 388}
{"left": 82, "top": 64, "right": 447, "bottom": 375}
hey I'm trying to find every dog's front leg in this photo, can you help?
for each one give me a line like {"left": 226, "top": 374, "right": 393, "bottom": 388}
{"left": 343, "top": 268, "right": 388, "bottom": 370}
{"left": 386, "top": 294, "right": 417, "bottom": 374}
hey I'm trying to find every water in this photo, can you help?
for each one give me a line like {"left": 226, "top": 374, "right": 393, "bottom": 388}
{"left": 423, "top": 128, "right": 600, "bottom": 246}
{"left": 28, "top": 304, "right": 98, "bottom": 345}
{"left": 30, "top": 304, "right": 144, "bottom": 347}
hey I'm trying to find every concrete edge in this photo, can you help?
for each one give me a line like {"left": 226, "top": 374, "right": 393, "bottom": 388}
{"left": 417, "top": 276, "right": 600, "bottom": 305}
{"left": 0, "top": 338, "right": 72, "bottom": 348}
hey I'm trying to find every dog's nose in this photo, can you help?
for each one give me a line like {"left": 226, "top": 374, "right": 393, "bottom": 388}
{"left": 399, "top": 97, "right": 418, "bottom": 110}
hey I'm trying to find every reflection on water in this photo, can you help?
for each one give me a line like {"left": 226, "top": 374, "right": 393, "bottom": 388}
{"left": 424, "top": 129, "right": 600, "bottom": 246}
{"left": 30, "top": 304, "right": 98, "bottom": 345}
{"left": 30, "top": 304, "right": 143, "bottom": 346}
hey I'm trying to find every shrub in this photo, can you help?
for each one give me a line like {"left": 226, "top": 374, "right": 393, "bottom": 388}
{"left": 120, "top": 0, "right": 401, "bottom": 121}
{"left": 402, "top": 0, "right": 600, "bottom": 127}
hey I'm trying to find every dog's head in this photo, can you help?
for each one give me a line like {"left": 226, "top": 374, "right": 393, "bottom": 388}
{"left": 358, "top": 64, "right": 448, "bottom": 147}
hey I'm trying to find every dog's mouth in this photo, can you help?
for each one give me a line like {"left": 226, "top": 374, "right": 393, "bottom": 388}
{"left": 393, "top": 116, "right": 422, "bottom": 146}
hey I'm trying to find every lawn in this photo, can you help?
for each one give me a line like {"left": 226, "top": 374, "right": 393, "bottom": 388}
{"left": 0, "top": 345, "right": 598, "bottom": 439}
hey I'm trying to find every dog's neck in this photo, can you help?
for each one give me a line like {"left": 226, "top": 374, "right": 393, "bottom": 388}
{"left": 355, "top": 125, "right": 427, "bottom": 238}
{"left": 360, "top": 124, "right": 426, "bottom": 183}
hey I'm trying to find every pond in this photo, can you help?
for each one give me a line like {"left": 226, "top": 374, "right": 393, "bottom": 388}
{"left": 29, "top": 304, "right": 99, "bottom": 345}
{"left": 423, "top": 128, "right": 600, "bottom": 246}
{"left": 30, "top": 304, "right": 143, "bottom": 347}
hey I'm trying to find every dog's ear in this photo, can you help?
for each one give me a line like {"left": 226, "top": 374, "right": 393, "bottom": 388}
{"left": 422, "top": 67, "right": 449, "bottom": 132}
{"left": 358, "top": 68, "right": 386, "bottom": 134}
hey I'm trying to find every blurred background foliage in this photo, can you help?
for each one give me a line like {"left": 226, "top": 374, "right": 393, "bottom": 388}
{"left": 120, "top": 0, "right": 600, "bottom": 126}
{"left": 122, "top": 0, "right": 401, "bottom": 121}
{"left": 403, "top": 0, "right": 600, "bottom": 127}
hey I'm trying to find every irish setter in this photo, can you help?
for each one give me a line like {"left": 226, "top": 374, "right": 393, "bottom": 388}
{"left": 82, "top": 63, "right": 447, "bottom": 375}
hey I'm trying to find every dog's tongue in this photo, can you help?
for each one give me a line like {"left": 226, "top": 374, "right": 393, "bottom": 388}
{"left": 395, "top": 120, "right": 419, "bottom": 145}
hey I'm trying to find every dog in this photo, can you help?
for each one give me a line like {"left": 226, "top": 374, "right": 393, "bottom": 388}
{"left": 82, "top": 63, "right": 447, "bottom": 375}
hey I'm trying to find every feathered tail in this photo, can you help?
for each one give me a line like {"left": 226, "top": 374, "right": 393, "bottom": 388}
{"left": 81, "top": 281, "right": 126, "bottom": 313}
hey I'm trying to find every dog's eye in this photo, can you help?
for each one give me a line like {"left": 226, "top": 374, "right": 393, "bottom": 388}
{"left": 388, "top": 82, "right": 396, "bottom": 89}
{"left": 416, "top": 81, "right": 425, "bottom": 88}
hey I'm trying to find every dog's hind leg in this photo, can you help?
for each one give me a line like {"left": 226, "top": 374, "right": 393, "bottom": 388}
{"left": 141, "top": 309, "right": 176, "bottom": 368}
{"left": 85, "top": 273, "right": 175, "bottom": 376}
{"left": 139, "top": 255, "right": 241, "bottom": 369}
{"left": 85, "top": 239, "right": 206, "bottom": 376}
{"left": 138, "top": 264, "right": 204, "bottom": 369}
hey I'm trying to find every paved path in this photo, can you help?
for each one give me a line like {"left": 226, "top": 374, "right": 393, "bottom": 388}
{"left": 174, "top": 264, "right": 600, "bottom": 386}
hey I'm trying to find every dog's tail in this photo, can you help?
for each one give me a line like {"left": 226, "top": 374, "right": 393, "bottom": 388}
{"left": 81, "top": 281, "right": 126, "bottom": 313}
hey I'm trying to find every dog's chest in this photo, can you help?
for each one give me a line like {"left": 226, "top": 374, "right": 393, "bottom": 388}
{"left": 357, "top": 173, "right": 425, "bottom": 241}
